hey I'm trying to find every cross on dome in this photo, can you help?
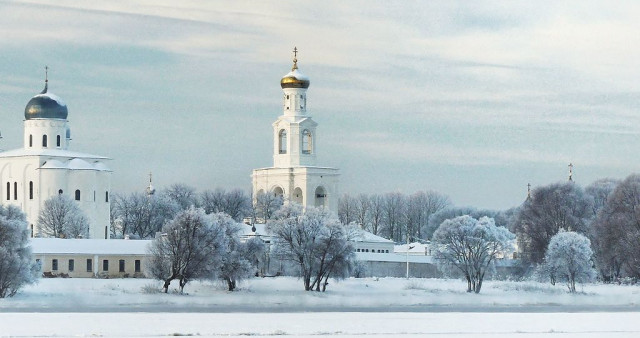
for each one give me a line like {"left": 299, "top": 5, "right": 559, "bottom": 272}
{"left": 292, "top": 46, "right": 298, "bottom": 70}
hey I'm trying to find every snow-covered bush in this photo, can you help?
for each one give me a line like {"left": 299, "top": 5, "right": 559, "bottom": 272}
{"left": 539, "top": 231, "right": 596, "bottom": 293}
{"left": 433, "top": 215, "right": 514, "bottom": 294}
{"left": 37, "top": 194, "right": 90, "bottom": 238}
{"left": 212, "top": 213, "right": 253, "bottom": 291}
{"left": 0, "top": 205, "right": 38, "bottom": 298}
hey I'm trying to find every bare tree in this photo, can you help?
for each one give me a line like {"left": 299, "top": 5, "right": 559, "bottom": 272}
{"left": 267, "top": 203, "right": 355, "bottom": 292}
{"left": 37, "top": 195, "right": 89, "bottom": 238}
{"left": 585, "top": 178, "right": 619, "bottom": 216}
{"left": 254, "top": 191, "right": 283, "bottom": 221}
{"left": 433, "top": 215, "right": 514, "bottom": 293}
{"left": 338, "top": 194, "right": 358, "bottom": 225}
{"left": 201, "top": 189, "right": 251, "bottom": 221}
{"left": 111, "top": 192, "right": 180, "bottom": 239}
{"left": 146, "top": 208, "right": 225, "bottom": 293}
{"left": 0, "top": 206, "right": 38, "bottom": 298}
{"left": 165, "top": 183, "right": 198, "bottom": 210}
{"left": 513, "top": 182, "right": 593, "bottom": 264}
{"left": 591, "top": 174, "right": 640, "bottom": 279}
{"left": 382, "top": 192, "right": 406, "bottom": 242}
{"left": 354, "top": 193, "right": 370, "bottom": 229}
{"left": 368, "top": 194, "right": 384, "bottom": 236}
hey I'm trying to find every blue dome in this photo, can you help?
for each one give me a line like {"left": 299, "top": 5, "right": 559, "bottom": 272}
{"left": 24, "top": 84, "right": 68, "bottom": 120}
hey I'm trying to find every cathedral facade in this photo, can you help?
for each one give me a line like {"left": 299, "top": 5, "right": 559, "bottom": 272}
{"left": 252, "top": 50, "right": 339, "bottom": 211}
{"left": 0, "top": 78, "right": 111, "bottom": 239}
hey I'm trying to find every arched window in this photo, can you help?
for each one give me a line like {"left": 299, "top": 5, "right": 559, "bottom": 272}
{"left": 105, "top": 191, "right": 109, "bottom": 202}
{"left": 56, "top": 135, "right": 61, "bottom": 147}
{"left": 278, "top": 129, "right": 287, "bottom": 154}
{"left": 29, "top": 134, "right": 33, "bottom": 147}
{"left": 314, "top": 186, "right": 327, "bottom": 208}
{"left": 42, "top": 135, "right": 47, "bottom": 147}
{"left": 29, "top": 181, "right": 33, "bottom": 200}
{"left": 6, "top": 182, "right": 10, "bottom": 200}
{"left": 302, "top": 130, "right": 312, "bottom": 154}
{"left": 75, "top": 189, "right": 81, "bottom": 201}
{"left": 58, "top": 189, "right": 63, "bottom": 195}
{"left": 13, "top": 182, "right": 17, "bottom": 200}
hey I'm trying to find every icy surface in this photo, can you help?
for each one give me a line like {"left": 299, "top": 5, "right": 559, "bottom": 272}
{"left": 282, "top": 69, "right": 309, "bottom": 81}
{"left": 33, "top": 92, "right": 66, "bottom": 106}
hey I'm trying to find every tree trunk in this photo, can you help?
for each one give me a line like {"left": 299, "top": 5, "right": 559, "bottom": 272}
{"left": 162, "top": 278, "right": 172, "bottom": 293}
{"left": 226, "top": 277, "right": 235, "bottom": 291}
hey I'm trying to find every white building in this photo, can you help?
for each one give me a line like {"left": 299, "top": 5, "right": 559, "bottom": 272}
{"left": 252, "top": 49, "right": 339, "bottom": 211}
{"left": 0, "top": 77, "right": 111, "bottom": 239}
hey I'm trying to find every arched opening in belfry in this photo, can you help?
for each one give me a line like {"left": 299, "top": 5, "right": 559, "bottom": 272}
{"left": 314, "top": 186, "right": 327, "bottom": 208}
{"left": 293, "top": 187, "right": 303, "bottom": 205}
{"left": 302, "top": 129, "right": 312, "bottom": 154}
{"left": 278, "top": 129, "right": 287, "bottom": 154}
{"left": 273, "top": 186, "right": 284, "bottom": 198}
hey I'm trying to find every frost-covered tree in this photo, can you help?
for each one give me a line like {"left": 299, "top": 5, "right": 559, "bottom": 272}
{"left": 406, "top": 190, "right": 451, "bottom": 241}
{"left": 591, "top": 174, "right": 640, "bottom": 279}
{"left": 585, "top": 178, "right": 619, "bottom": 216}
{"left": 37, "top": 195, "right": 89, "bottom": 238}
{"left": 0, "top": 205, "right": 38, "bottom": 298}
{"left": 539, "top": 231, "right": 596, "bottom": 293}
{"left": 382, "top": 192, "right": 406, "bottom": 242}
{"left": 146, "top": 208, "right": 225, "bottom": 293}
{"left": 426, "top": 207, "right": 502, "bottom": 240}
{"left": 111, "top": 192, "right": 180, "bottom": 239}
{"left": 513, "top": 182, "right": 593, "bottom": 264}
{"left": 244, "top": 236, "right": 267, "bottom": 276}
{"left": 254, "top": 191, "right": 283, "bottom": 221}
{"left": 368, "top": 194, "right": 385, "bottom": 236}
{"left": 212, "top": 213, "right": 253, "bottom": 291}
{"left": 354, "top": 193, "right": 371, "bottom": 230}
{"left": 201, "top": 188, "right": 251, "bottom": 221}
{"left": 338, "top": 193, "right": 358, "bottom": 225}
{"left": 433, "top": 215, "right": 514, "bottom": 293}
{"left": 267, "top": 204, "right": 356, "bottom": 292}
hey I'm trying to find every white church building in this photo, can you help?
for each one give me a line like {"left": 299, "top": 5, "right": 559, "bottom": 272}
{"left": 252, "top": 49, "right": 339, "bottom": 211}
{"left": 0, "top": 76, "right": 111, "bottom": 239}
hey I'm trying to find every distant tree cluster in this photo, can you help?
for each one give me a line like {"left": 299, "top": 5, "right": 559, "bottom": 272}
{"left": 37, "top": 195, "right": 90, "bottom": 239}
{"left": 338, "top": 191, "right": 450, "bottom": 242}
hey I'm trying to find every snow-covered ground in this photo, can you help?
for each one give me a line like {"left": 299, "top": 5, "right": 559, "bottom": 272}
{"left": 1, "top": 277, "right": 640, "bottom": 337}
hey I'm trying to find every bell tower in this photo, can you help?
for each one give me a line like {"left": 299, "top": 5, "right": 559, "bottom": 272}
{"left": 253, "top": 48, "right": 339, "bottom": 212}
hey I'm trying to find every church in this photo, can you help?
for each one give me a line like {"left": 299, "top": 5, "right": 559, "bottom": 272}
{"left": 252, "top": 49, "right": 340, "bottom": 211}
{"left": 0, "top": 74, "right": 111, "bottom": 239}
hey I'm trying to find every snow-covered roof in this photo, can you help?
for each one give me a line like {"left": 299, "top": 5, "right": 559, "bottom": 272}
{"left": 352, "top": 230, "right": 394, "bottom": 244}
{"left": 33, "top": 92, "right": 66, "bottom": 107}
{"left": 0, "top": 148, "right": 109, "bottom": 160}
{"left": 394, "top": 242, "right": 430, "bottom": 254}
{"left": 30, "top": 238, "right": 151, "bottom": 255}
{"left": 282, "top": 69, "right": 309, "bottom": 81}
{"left": 355, "top": 252, "right": 435, "bottom": 264}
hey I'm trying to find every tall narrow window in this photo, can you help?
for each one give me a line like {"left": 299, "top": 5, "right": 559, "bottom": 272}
{"left": 52, "top": 259, "right": 58, "bottom": 271}
{"left": 86, "top": 259, "right": 92, "bottom": 272}
{"left": 68, "top": 259, "right": 74, "bottom": 272}
{"left": 30, "top": 224, "right": 34, "bottom": 238}
{"left": 302, "top": 130, "right": 312, "bottom": 154}
{"left": 6, "top": 182, "right": 10, "bottom": 200}
{"left": 56, "top": 135, "right": 61, "bottom": 147}
{"left": 75, "top": 189, "right": 81, "bottom": 201}
{"left": 29, "top": 134, "right": 33, "bottom": 147}
{"left": 102, "top": 260, "right": 109, "bottom": 271}
{"left": 29, "top": 181, "right": 33, "bottom": 200}
{"left": 119, "top": 260, "right": 125, "bottom": 272}
{"left": 105, "top": 191, "right": 109, "bottom": 202}
{"left": 93, "top": 191, "right": 96, "bottom": 201}
{"left": 42, "top": 135, "right": 47, "bottom": 147}
{"left": 13, "top": 182, "right": 17, "bottom": 200}
{"left": 278, "top": 129, "right": 287, "bottom": 154}
{"left": 135, "top": 260, "right": 141, "bottom": 273}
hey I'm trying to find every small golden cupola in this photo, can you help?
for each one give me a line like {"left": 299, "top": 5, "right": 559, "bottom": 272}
{"left": 280, "top": 47, "right": 310, "bottom": 89}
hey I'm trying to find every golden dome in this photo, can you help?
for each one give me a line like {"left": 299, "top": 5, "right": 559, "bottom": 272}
{"left": 280, "top": 46, "right": 310, "bottom": 89}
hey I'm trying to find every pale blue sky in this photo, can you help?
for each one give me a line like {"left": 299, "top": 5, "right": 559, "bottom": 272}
{"left": 1, "top": 1, "right": 640, "bottom": 209}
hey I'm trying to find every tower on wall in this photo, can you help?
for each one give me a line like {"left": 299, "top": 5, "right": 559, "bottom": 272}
{"left": 0, "top": 69, "right": 112, "bottom": 239}
{"left": 252, "top": 48, "right": 339, "bottom": 212}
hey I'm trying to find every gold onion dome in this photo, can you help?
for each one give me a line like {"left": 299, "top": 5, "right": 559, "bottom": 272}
{"left": 280, "top": 47, "right": 310, "bottom": 89}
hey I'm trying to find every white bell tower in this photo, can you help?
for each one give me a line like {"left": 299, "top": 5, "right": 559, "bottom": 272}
{"left": 253, "top": 47, "right": 339, "bottom": 212}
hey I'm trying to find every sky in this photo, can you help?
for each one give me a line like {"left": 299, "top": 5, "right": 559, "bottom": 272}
{"left": 1, "top": 1, "right": 640, "bottom": 210}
